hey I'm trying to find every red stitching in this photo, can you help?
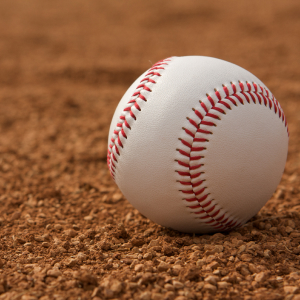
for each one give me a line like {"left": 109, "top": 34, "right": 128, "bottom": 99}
{"left": 176, "top": 81, "right": 288, "bottom": 231}
{"left": 107, "top": 58, "right": 172, "bottom": 178}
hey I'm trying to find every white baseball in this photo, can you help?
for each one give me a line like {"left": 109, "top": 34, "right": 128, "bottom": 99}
{"left": 107, "top": 56, "right": 289, "bottom": 233}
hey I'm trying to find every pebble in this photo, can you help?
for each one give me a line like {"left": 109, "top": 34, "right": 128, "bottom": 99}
{"left": 217, "top": 281, "right": 231, "bottom": 289}
{"left": 47, "top": 269, "right": 62, "bottom": 277}
{"left": 255, "top": 272, "right": 267, "bottom": 283}
{"left": 157, "top": 262, "right": 170, "bottom": 272}
{"left": 57, "top": 247, "right": 67, "bottom": 253}
{"left": 152, "top": 293, "right": 164, "bottom": 300}
{"left": 240, "top": 254, "right": 253, "bottom": 262}
{"left": 202, "top": 283, "right": 217, "bottom": 294}
{"left": 21, "top": 295, "right": 38, "bottom": 300}
{"left": 84, "top": 215, "right": 93, "bottom": 222}
{"left": 285, "top": 226, "right": 294, "bottom": 234}
{"left": 143, "top": 252, "right": 153, "bottom": 260}
{"left": 64, "top": 229, "right": 77, "bottom": 237}
{"left": 174, "top": 296, "right": 188, "bottom": 300}
{"left": 164, "top": 283, "right": 174, "bottom": 291}
{"left": 54, "top": 224, "right": 62, "bottom": 231}
{"left": 237, "top": 244, "right": 245, "bottom": 253}
{"left": 173, "top": 280, "right": 184, "bottom": 289}
{"left": 34, "top": 236, "right": 44, "bottom": 242}
{"left": 148, "top": 239, "right": 160, "bottom": 247}
{"left": 143, "top": 228, "right": 155, "bottom": 237}
{"left": 139, "top": 291, "right": 151, "bottom": 300}
{"left": 204, "top": 275, "right": 218, "bottom": 286}
{"left": 284, "top": 286, "right": 299, "bottom": 294}
{"left": 263, "top": 249, "right": 271, "bottom": 258}
{"left": 64, "top": 258, "right": 77, "bottom": 267}
{"left": 110, "top": 279, "right": 122, "bottom": 293}
{"left": 134, "top": 264, "right": 144, "bottom": 272}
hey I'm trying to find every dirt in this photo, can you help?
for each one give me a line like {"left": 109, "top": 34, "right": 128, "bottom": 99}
{"left": 0, "top": 0, "right": 300, "bottom": 299}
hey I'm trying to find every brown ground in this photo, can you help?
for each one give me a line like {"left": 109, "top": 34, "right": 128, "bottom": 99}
{"left": 0, "top": 1, "right": 300, "bottom": 299}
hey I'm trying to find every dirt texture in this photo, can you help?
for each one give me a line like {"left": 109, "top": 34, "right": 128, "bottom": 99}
{"left": 0, "top": 1, "right": 300, "bottom": 299}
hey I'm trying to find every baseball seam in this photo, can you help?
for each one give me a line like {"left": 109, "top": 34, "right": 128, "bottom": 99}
{"left": 107, "top": 58, "right": 172, "bottom": 178}
{"left": 176, "top": 81, "right": 288, "bottom": 231}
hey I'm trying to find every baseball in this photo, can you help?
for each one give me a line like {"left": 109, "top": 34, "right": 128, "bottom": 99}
{"left": 107, "top": 56, "right": 289, "bottom": 233}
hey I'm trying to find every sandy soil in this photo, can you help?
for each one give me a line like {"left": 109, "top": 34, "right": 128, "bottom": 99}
{"left": 0, "top": 1, "right": 300, "bottom": 299}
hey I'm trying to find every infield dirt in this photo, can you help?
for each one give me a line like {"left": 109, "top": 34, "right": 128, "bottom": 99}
{"left": 0, "top": 1, "right": 300, "bottom": 300}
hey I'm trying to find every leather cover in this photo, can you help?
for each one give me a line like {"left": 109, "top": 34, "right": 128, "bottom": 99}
{"left": 107, "top": 56, "right": 289, "bottom": 233}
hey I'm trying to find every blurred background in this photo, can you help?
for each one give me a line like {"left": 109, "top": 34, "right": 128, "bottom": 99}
{"left": 0, "top": 1, "right": 299, "bottom": 165}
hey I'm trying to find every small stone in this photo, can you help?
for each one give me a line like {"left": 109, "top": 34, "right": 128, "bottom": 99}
{"left": 287, "top": 220, "right": 295, "bottom": 229}
{"left": 193, "top": 237, "right": 200, "bottom": 244}
{"left": 240, "top": 267, "right": 251, "bottom": 276}
{"left": 290, "top": 232, "right": 300, "bottom": 238}
{"left": 54, "top": 224, "right": 62, "bottom": 231}
{"left": 139, "top": 291, "right": 151, "bottom": 300}
{"left": 263, "top": 249, "right": 271, "bottom": 258}
{"left": 240, "top": 254, "right": 253, "bottom": 262}
{"left": 143, "top": 228, "right": 155, "bottom": 237}
{"left": 196, "top": 259, "right": 206, "bottom": 267}
{"left": 274, "top": 188, "right": 284, "bottom": 199}
{"left": 72, "top": 224, "right": 80, "bottom": 231}
{"left": 77, "top": 252, "right": 87, "bottom": 262}
{"left": 128, "top": 282, "right": 138, "bottom": 289}
{"left": 164, "top": 292, "right": 175, "bottom": 300}
{"left": 21, "top": 295, "right": 37, "bottom": 300}
{"left": 284, "top": 286, "right": 299, "bottom": 294}
{"left": 174, "top": 297, "right": 188, "bottom": 300}
{"left": 143, "top": 252, "right": 152, "bottom": 260}
{"left": 171, "top": 264, "right": 182, "bottom": 276}
{"left": 100, "top": 240, "right": 112, "bottom": 251}
{"left": 134, "top": 264, "right": 144, "bottom": 272}
{"left": 78, "top": 234, "right": 86, "bottom": 241}
{"left": 152, "top": 293, "right": 164, "bottom": 300}
{"left": 91, "top": 287, "right": 100, "bottom": 298}
{"left": 110, "top": 279, "right": 122, "bottom": 293}
{"left": 217, "top": 281, "right": 231, "bottom": 289}
{"left": 42, "top": 242, "right": 50, "bottom": 248}
{"left": 16, "top": 237, "right": 26, "bottom": 244}
{"left": 202, "top": 283, "right": 217, "bottom": 294}
{"left": 65, "top": 258, "right": 77, "bottom": 267}
{"left": 34, "top": 236, "right": 44, "bottom": 242}
{"left": 121, "top": 242, "right": 133, "bottom": 249}
{"left": 173, "top": 280, "right": 184, "bottom": 289}
{"left": 204, "top": 275, "right": 218, "bottom": 286}
{"left": 10, "top": 211, "right": 21, "bottom": 221}
{"left": 255, "top": 272, "right": 267, "bottom": 282}
{"left": 112, "top": 193, "right": 123, "bottom": 202}
{"left": 237, "top": 244, "right": 246, "bottom": 254}
{"left": 164, "top": 283, "right": 174, "bottom": 291}
{"left": 84, "top": 215, "right": 93, "bottom": 222}
{"left": 195, "top": 282, "right": 204, "bottom": 291}
{"left": 57, "top": 246, "right": 67, "bottom": 253}
{"left": 148, "top": 239, "right": 160, "bottom": 247}
{"left": 207, "top": 261, "right": 219, "bottom": 270}
{"left": 285, "top": 226, "right": 294, "bottom": 234}
{"left": 289, "top": 272, "right": 300, "bottom": 280}
{"left": 157, "top": 262, "right": 170, "bottom": 272}
{"left": 64, "top": 229, "right": 77, "bottom": 237}
{"left": 47, "top": 269, "right": 62, "bottom": 277}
